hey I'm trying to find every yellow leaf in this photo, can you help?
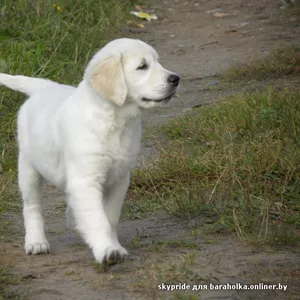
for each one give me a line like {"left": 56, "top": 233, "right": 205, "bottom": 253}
{"left": 137, "top": 12, "right": 152, "bottom": 21}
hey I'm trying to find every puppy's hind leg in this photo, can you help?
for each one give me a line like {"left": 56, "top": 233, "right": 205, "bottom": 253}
{"left": 18, "top": 154, "right": 49, "bottom": 254}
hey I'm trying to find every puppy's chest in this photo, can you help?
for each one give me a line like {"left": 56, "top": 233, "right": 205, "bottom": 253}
{"left": 106, "top": 125, "right": 141, "bottom": 182}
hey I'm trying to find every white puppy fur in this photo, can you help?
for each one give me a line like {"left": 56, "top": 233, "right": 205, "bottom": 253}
{"left": 0, "top": 38, "right": 179, "bottom": 264}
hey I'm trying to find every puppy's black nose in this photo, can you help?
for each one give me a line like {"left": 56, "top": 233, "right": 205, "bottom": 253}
{"left": 168, "top": 74, "right": 180, "bottom": 87}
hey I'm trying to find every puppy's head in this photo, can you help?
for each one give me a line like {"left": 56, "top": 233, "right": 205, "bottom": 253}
{"left": 85, "top": 38, "right": 180, "bottom": 108}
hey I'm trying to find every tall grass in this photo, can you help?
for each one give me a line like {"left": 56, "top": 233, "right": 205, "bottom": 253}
{"left": 128, "top": 89, "right": 300, "bottom": 244}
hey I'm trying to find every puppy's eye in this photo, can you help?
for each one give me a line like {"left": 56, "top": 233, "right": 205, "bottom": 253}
{"left": 137, "top": 62, "right": 148, "bottom": 70}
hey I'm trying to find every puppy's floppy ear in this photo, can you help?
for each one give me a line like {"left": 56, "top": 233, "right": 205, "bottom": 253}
{"left": 89, "top": 55, "right": 127, "bottom": 106}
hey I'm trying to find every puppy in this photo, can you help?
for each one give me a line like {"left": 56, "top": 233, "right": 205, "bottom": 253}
{"left": 0, "top": 38, "right": 180, "bottom": 264}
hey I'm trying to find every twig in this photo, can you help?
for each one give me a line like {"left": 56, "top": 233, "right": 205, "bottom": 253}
{"left": 199, "top": 41, "right": 218, "bottom": 48}
{"left": 207, "top": 171, "right": 224, "bottom": 204}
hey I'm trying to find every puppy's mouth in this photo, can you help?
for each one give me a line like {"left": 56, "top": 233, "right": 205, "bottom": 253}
{"left": 142, "top": 92, "right": 176, "bottom": 102}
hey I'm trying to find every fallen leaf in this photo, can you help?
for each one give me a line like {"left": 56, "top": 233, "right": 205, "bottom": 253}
{"left": 213, "top": 12, "right": 235, "bottom": 18}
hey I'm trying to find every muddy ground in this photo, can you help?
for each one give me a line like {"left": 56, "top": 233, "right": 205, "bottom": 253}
{"left": 1, "top": 0, "right": 300, "bottom": 299}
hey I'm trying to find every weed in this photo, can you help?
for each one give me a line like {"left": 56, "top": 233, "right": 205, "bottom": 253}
{"left": 92, "top": 262, "right": 110, "bottom": 273}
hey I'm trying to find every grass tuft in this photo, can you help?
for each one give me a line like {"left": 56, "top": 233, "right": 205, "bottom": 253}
{"left": 222, "top": 46, "right": 300, "bottom": 82}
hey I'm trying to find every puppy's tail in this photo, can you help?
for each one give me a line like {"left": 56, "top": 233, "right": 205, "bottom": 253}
{"left": 0, "top": 73, "right": 54, "bottom": 96}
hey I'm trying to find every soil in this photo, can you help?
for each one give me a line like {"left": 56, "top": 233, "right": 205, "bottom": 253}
{"left": 1, "top": 0, "right": 300, "bottom": 299}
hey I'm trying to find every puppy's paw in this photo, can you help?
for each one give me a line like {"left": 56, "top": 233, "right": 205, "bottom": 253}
{"left": 93, "top": 244, "right": 128, "bottom": 266}
{"left": 25, "top": 242, "right": 50, "bottom": 255}
{"left": 25, "top": 233, "right": 50, "bottom": 254}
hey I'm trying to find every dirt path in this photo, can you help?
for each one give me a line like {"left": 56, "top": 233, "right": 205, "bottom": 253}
{"left": 1, "top": 1, "right": 300, "bottom": 299}
{"left": 124, "top": 0, "right": 300, "bottom": 127}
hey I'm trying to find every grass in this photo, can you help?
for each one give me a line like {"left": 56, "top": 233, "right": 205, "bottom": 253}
{"left": 283, "top": 0, "right": 300, "bottom": 17}
{"left": 222, "top": 46, "right": 300, "bottom": 82}
{"left": 127, "top": 88, "right": 300, "bottom": 245}
{"left": 90, "top": 251, "right": 211, "bottom": 295}
{"left": 0, "top": 245, "right": 24, "bottom": 299}
{"left": 0, "top": 0, "right": 135, "bottom": 213}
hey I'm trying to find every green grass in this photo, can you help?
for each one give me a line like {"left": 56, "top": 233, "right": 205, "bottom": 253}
{"left": 127, "top": 88, "right": 300, "bottom": 245}
{"left": 283, "top": 0, "right": 300, "bottom": 17}
{"left": 0, "top": 269, "right": 21, "bottom": 296}
{"left": 0, "top": 0, "right": 135, "bottom": 213}
{"left": 222, "top": 46, "right": 300, "bottom": 82}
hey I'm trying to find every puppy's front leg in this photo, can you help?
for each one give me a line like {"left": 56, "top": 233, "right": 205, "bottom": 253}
{"left": 66, "top": 164, "right": 127, "bottom": 264}
{"left": 104, "top": 172, "right": 130, "bottom": 244}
